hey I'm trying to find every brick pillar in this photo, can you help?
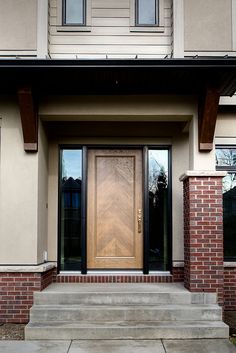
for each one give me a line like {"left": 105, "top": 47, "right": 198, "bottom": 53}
{"left": 180, "top": 172, "right": 226, "bottom": 306}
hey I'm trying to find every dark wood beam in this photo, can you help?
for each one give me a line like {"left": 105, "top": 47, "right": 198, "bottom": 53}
{"left": 18, "top": 87, "right": 38, "bottom": 152}
{"left": 198, "top": 85, "right": 220, "bottom": 152}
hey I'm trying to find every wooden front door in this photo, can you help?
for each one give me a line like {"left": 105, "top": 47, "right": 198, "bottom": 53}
{"left": 87, "top": 149, "right": 143, "bottom": 269}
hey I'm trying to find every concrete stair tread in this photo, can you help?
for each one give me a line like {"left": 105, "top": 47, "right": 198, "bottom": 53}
{"left": 30, "top": 304, "right": 221, "bottom": 310}
{"left": 41, "top": 283, "right": 189, "bottom": 294}
{"left": 26, "top": 320, "right": 228, "bottom": 328}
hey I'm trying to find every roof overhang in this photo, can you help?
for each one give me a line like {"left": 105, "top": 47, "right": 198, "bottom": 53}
{"left": 0, "top": 58, "right": 236, "bottom": 152}
{"left": 0, "top": 58, "right": 235, "bottom": 95}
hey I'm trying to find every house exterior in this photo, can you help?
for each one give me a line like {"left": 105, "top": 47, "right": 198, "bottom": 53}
{"left": 0, "top": 0, "right": 236, "bottom": 324}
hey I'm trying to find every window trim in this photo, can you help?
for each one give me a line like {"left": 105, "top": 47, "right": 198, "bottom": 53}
{"left": 130, "top": 0, "right": 165, "bottom": 32}
{"left": 216, "top": 145, "right": 236, "bottom": 262}
{"left": 56, "top": 0, "right": 91, "bottom": 32}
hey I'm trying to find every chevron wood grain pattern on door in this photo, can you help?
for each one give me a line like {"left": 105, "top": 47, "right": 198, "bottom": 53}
{"left": 87, "top": 149, "right": 143, "bottom": 269}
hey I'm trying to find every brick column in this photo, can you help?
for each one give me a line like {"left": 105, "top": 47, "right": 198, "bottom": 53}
{"left": 180, "top": 171, "right": 226, "bottom": 305}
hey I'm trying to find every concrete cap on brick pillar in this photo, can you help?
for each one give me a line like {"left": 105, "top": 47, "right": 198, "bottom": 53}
{"left": 179, "top": 170, "right": 227, "bottom": 182}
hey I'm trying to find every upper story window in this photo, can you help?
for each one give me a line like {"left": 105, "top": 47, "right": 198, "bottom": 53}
{"left": 130, "top": 0, "right": 164, "bottom": 32}
{"left": 57, "top": 0, "right": 91, "bottom": 32}
{"left": 136, "top": 0, "right": 158, "bottom": 26}
{"left": 63, "top": 0, "right": 86, "bottom": 26}
{"left": 216, "top": 147, "right": 236, "bottom": 261}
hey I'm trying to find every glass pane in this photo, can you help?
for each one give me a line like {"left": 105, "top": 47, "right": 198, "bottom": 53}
{"left": 137, "top": 0, "right": 157, "bottom": 25}
{"left": 65, "top": 0, "right": 84, "bottom": 25}
{"left": 60, "top": 149, "right": 82, "bottom": 271}
{"left": 223, "top": 173, "right": 236, "bottom": 260}
{"left": 148, "top": 150, "right": 169, "bottom": 270}
{"left": 216, "top": 148, "right": 236, "bottom": 167}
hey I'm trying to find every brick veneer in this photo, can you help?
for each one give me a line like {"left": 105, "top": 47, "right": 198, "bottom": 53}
{"left": 182, "top": 175, "right": 224, "bottom": 305}
{"left": 172, "top": 267, "right": 184, "bottom": 282}
{"left": 224, "top": 267, "right": 236, "bottom": 310}
{"left": 0, "top": 268, "right": 56, "bottom": 323}
{"left": 56, "top": 274, "right": 173, "bottom": 283}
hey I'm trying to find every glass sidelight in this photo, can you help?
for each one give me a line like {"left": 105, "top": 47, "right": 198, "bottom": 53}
{"left": 148, "top": 149, "right": 170, "bottom": 271}
{"left": 59, "top": 149, "right": 82, "bottom": 271}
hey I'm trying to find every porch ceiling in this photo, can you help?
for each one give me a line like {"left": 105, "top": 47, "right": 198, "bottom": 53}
{"left": 0, "top": 58, "right": 235, "bottom": 96}
{"left": 0, "top": 58, "right": 236, "bottom": 152}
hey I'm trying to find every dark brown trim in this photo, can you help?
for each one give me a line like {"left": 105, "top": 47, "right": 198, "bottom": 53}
{"left": 17, "top": 86, "right": 38, "bottom": 152}
{"left": 198, "top": 85, "right": 220, "bottom": 152}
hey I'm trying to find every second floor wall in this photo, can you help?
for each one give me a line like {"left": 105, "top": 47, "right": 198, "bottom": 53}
{"left": 0, "top": 0, "right": 235, "bottom": 59}
{"left": 49, "top": 0, "right": 173, "bottom": 59}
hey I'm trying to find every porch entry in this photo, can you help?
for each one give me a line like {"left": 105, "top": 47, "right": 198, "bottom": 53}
{"left": 59, "top": 147, "right": 170, "bottom": 273}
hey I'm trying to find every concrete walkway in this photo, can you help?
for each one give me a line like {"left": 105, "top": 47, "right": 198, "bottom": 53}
{"left": 0, "top": 339, "right": 235, "bottom": 353}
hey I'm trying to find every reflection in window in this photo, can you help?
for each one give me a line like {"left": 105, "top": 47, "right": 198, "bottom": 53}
{"left": 216, "top": 147, "right": 236, "bottom": 260}
{"left": 60, "top": 150, "right": 82, "bottom": 271}
{"left": 222, "top": 173, "right": 236, "bottom": 260}
{"left": 63, "top": 0, "right": 85, "bottom": 25}
{"left": 136, "top": 0, "right": 158, "bottom": 25}
{"left": 148, "top": 150, "right": 169, "bottom": 270}
{"left": 216, "top": 148, "right": 236, "bottom": 167}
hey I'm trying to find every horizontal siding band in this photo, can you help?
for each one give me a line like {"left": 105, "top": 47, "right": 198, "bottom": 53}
{"left": 50, "top": 53, "right": 169, "bottom": 59}
{"left": 50, "top": 7, "right": 171, "bottom": 18}
{"left": 50, "top": 17, "right": 172, "bottom": 27}
{"left": 50, "top": 0, "right": 172, "bottom": 9}
{"left": 50, "top": 26, "right": 172, "bottom": 36}
{"left": 50, "top": 35, "right": 172, "bottom": 45}
{"left": 49, "top": 44, "right": 171, "bottom": 54}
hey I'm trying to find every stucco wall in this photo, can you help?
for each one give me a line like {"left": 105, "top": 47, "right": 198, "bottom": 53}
{"left": 0, "top": 0, "right": 37, "bottom": 52}
{"left": 0, "top": 98, "right": 38, "bottom": 264}
{"left": 37, "top": 120, "right": 49, "bottom": 264}
{"left": 184, "top": 0, "right": 232, "bottom": 52}
{"left": 0, "top": 98, "right": 49, "bottom": 264}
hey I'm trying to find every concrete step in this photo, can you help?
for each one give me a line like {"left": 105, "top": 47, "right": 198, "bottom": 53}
{"left": 25, "top": 320, "right": 229, "bottom": 340}
{"left": 29, "top": 304, "right": 222, "bottom": 322}
{"left": 34, "top": 283, "right": 192, "bottom": 305}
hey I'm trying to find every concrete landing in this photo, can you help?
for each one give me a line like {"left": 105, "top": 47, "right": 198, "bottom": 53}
{"left": 0, "top": 340, "right": 235, "bottom": 353}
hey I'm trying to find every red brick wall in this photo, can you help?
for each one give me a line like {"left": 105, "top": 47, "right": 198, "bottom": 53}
{"left": 56, "top": 274, "right": 173, "bottom": 283}
{"left": 224, "top": 267, "right": 236, "bottom": 310}
{"left": 183, "top": 176, "right": 224, "bottom": 305}
{"left": 172, "top": 267, "right": 184, "bottom": 282}
{"left": 0, "top": 268, "right": 55, "bottom": 323}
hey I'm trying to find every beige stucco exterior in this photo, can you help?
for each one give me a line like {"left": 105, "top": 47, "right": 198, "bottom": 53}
{"left": 184, "top": 0, "right": 233, "bottom": 52}
{"left": 0, "top": 98, "right": 48, "bottom": 264}
{"left": 0, "top": 0, "right": 37, "bottom": 52}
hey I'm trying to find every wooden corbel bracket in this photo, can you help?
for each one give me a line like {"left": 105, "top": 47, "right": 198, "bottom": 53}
{"left": 198, "top": 85, "right": 220, "bottom": 152}
{"left": 18, "top": 86, "right": 38, "bottom": 152}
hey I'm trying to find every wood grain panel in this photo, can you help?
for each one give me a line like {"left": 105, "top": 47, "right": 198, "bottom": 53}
{"left": 87, "top": 149, "right": 143, "bottom": 269}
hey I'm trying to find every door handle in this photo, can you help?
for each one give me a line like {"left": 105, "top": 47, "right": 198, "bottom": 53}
{"left": 137, "top": 209, "right": 142, "bottom": 233}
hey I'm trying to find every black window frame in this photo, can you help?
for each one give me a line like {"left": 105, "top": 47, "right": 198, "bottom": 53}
{"left": 58, "top": 144, "right": 172, "bottom": 274}
{"left": 135, "top": 0, "right": 159, "bottom": 27}
{"left": 216, "top": 145, "right": 236, "bottom": 261}
{"left": 62, "top": 0, "right": 86, "bottom": 26}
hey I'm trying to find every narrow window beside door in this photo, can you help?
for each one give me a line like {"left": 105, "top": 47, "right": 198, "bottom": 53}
{"left": 59, "top": 149, "right": 82, "bottom": 271}
{"left": 148, "top": 149, "right": 170, "bottom": 271}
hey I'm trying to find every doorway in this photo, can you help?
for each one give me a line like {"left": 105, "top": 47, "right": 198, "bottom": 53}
{"left": 58, "top": 146, "right": 171, "bottom": 273}
{"left": 87, "top": 149, "right": 143, "bottom": 269}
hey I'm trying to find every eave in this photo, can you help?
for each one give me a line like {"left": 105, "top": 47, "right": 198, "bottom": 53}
{"left": 0, "top": 58, "right": 236, "bottom": 152}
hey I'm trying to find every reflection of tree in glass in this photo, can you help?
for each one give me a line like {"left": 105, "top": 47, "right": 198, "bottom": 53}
{"left": 149, "top": 158, "right": 168, "bottom": 194}
{"left": 149, "top": 157, "right": 168, "bottom": 270}
{"left": 216, "top": 149, "right": 236, "bottom": 167}
{"left": 223, "top": 173, "right": 236, "bottom": 193}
